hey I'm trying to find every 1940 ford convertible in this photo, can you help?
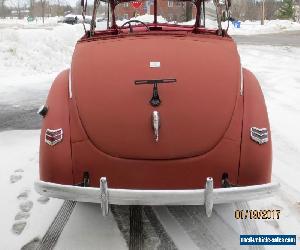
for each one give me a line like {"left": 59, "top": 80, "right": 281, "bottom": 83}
{"left": 35, "top": 0, "right": 279, "bottom": 217}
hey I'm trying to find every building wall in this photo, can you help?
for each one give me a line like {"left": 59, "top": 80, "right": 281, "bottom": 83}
{"left": 115, "top": 1, "right": 147, "bottom": 20}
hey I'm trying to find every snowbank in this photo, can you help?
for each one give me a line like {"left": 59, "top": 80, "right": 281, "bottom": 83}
{"left": 116, "top": 14, "right": 167, "bottom": 26}
{"left": 0, "top": 19, "right": 108, "bottom": 105}
{"left": 0, "top": 16, "right": 63, "bottom": 29}
{"left": 0, "top": 18, "right": 113, "bottom": 77}
{"left": 0, "top": 23, "right": 84, "bottom": 76}
{"left": 0, "top": 21, "right": 85, "bottom": 105}
{"left": 227, "top": 19, "right": 300, "bottom": 35}
{"left": 179, "top": 19, "right": 300, "bottom": 35}
{"left": 130, "top": 14, "right": 167, "bottom": 24}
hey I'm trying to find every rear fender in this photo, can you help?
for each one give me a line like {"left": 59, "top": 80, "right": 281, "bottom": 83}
{"left": 39, "top": 70, "right": 73, "bottom": 185}
{"left": 238, "top": 69, "right": 272, "bottom": 185}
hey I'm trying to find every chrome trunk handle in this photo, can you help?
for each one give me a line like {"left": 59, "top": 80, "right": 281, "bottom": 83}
{"left": 152, "top": 111, "right": 160, "bottom": 142}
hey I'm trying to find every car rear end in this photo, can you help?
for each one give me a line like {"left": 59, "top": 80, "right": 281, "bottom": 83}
{"left": 35, "top": 31, "right": 279, "bottom": 215}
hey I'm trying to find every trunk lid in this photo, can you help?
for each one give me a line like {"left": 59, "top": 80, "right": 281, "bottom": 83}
{"left": 71, "top": 33, "right": 241, "bottom": 160}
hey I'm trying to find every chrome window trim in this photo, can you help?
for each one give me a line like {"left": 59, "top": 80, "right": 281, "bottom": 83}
{"left": 68, "top": 68, "right": 72, "bottom": 98}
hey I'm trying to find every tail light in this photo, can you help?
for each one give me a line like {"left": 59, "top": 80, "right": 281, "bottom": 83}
{"left": 250, "top": 127, "right": 268, "bottom": 145}
{"left": 45, "top": 128, "right": 63, "bottom": 146}
{"left": 37, "top": 104, "right": 48, "bottom": 117}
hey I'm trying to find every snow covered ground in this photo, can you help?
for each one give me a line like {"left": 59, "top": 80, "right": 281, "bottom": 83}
{"left": 177, "top": 18, "right": 300, "bottom": 35}
{"left": 0, "top": 130, "right": 63, "bottom": 249}
{"left": 0, "top": 18, "right": 300, "bottom": 249}
{"left": 222, "top": 19, "right": 300, "bottom": 35}
{"left": 239, "top": 45, "right": 300, "bottom": 246}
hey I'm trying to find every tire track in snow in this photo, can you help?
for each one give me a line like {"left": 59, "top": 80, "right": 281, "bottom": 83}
{"left": 234, "top": 202, "right": 264, "bottom": 250}
{"left": 36, "top": 200, "right": 76, "bottom": 250}
{"left": 167, "top": 206, "right": 224, "bottom": 249}
{"left": 168, "top": 205, "right": 244, "bottom": 250}
{"left": 129, "top": 206, "right": 144, "bottom": 250}
{"left": 153, "top": 206, "right": 198, "bottom": 250}
{"left": 143, "top": 206, "right": 178, "bottom": 250}
{"left": 111, "top": 205, "right": 178, "bottom": 250}
{"left": 111, "top": 205, "right": 130, "bottom": 246}
{"left": 31, "top": 201, "right": 254, "bottom": 250}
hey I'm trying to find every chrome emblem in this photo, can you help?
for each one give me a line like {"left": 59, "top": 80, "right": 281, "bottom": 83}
{"left": 152, "top": 111, "right": 160, "bottom": 142}
{"left": 250, "top": 127, "right": 268, "bottom": 145}
{"left": 45, "top": 128, "right": 63, "bottom": 146}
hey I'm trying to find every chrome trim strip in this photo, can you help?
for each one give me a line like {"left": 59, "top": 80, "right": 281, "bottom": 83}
{"left": 68, "top": 68, "right": 72, "bottom": 98}
{"left": 252, "top": 131, "right": 268, "bottom": 137}
{"left": 35, "top": 180, "right": 279, "bottom": 207}
{"left": 240, "top": 65, "right": 244, "bottom": 96}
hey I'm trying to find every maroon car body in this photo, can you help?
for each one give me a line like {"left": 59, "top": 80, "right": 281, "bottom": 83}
{"left": 35, "top": 0, "right": 278, "bottom": 215}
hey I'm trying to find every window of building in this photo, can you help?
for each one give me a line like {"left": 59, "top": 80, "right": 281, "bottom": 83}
{"left": 168, "top": 1, "right": 173, "bottom": 7}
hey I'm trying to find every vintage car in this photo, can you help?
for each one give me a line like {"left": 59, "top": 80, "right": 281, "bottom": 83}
{"left": 35, "top": 0, "right": 279, "bottom": 217}
{"left": 62, "top": 15, "right": 79, "bottom": 25}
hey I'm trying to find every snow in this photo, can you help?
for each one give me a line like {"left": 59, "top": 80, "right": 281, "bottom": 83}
{"left": 1, "top": 18, "right": 300, "bottom": 248}
{"left": 0, "top": 24, "right": 82, "bottom": 76}
{"left": 0, "top": 20, "right": 84, "bottom": 105}
{"left": 0, "top": 17, "right": 62, "bottom": 28}
{"left": 0, "top": 17, "right": 299, "bottom": 76}
{"left": 178, "top": 18, "right": 300, "bottom": 35}
{"left": 119, "top": 14, "right": 300, "bottom": 35}
{"left": 238, "top": 45, "right": 300, "bottom": 245}
{"left": 0, "top": 130, "right": 63, "bottom": 250}
{"left": 55, "top": 203, "right": 127, "bottom": 249}
{"left": 119, "top": 14, "right": 167, "bottom": 24}
{"left": 226, "top": 19, "right": 300, "bottom": 36}
{"left": 116, "top": 14, "right": 300, "bottom": 35}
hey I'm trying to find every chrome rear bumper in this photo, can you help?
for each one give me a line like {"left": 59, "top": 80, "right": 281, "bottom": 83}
{"left": 34, "top": 177, "right": 279, "bottom": 217}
